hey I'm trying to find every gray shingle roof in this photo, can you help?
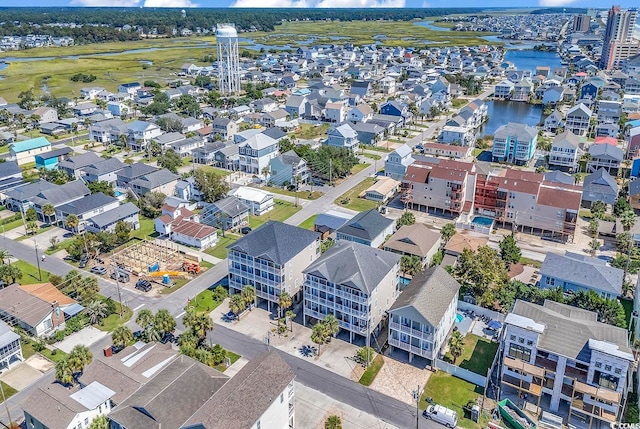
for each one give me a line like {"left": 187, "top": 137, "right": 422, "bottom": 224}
{"left": 0, "top": 160, "right": 22, "bottom": 179}
{"left": 389, "top": 266, "right": 460, "bottom": 326}
{"left": 81, "top": 157, "right": 125, "bottom": 176}
{"left": 23, "top": 383, "right": 88, "bottom": 429}
{"left": 303, "top": 240, "right": 400, "bottom": 294}
{"left": 130, "top": 169, "right": 179, "bottom": 190}
{"left": 509, "top": 300, "right": 631, "bottom": 361}
{"left": 57, "top": 192, "right": 117, "bottom": 215}
{"left": 117, "top": 162, "right": 158, "bottom": 181}
{"left": 31, "top": 180, "right": 89, "bottom": 207}
{"left": 0, "top": 285, "right": 52, "bottom": 328}
{"left": 541, "top": 251, "right": 623, "bottom": 295}
{"left": 544, "top": 170, "right": 574, "bottom": 185}
{"left": 228, "top": 220, "right": 320, "bottom": 265}
{"left": 0, "top": 319, "right": 19, "bottom": 349}
{"left": 494, "top": 122, "right": 538, "bottom": 141}
{"left": 5, "top": 180, "right": 58, "bottom": 200}
{"left": 588, "top": 143, "right": 624, "bottom": 161}
{"left": 58, "top": 152, "right": 102, "bottom": 171}
{"left": 204, "top": 196, "right": 248, "bottom": 219}
{"left": 184, "top": 352, "right": 295, "bottom": 429}
{"left": 337, "top": 209, "right": 394, "bottom": 241}
{"left": 88, "top": 202, "right": 139, "bottom": 228}
{"left": 36, "top": 147, "right": 73, "bottom": 161}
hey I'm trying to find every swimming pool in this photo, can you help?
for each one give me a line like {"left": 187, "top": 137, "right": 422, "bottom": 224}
{"left": 114, "top": 190, "right": 124, "bottom": 197}
{"left": 472, "top": 216, "right": 494, "bottom": 227}
{"left": 455, "top": 312, "right": 464, "bottom": 323}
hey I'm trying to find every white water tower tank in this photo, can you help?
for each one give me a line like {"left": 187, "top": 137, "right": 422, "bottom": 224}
{"left": 216, "top": 24, "right": 240, "bottom": 95}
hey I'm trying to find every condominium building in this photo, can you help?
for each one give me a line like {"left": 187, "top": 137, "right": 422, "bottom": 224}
{"left": 600, "top": 6, "right": 639, "bottom": 70}
{"left": 491, "top": 123, "right": 538, "bottom": 165}
{"left": 303, "top": 241, "right": 400, "bottom": 343}
{"left": 500, "top": 300, "right": 634, "bottom": 426}
{"left": 227, "top": 221, "right": 321, "bottom": 310}
{"left": 387, "top": 266, "right": 460, "bottom": 365}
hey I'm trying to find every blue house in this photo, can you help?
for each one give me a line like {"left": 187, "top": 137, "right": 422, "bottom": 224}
{"left": 325, "top": 124, "right": 359, "bottom": 151}
{"left": 580, "top": 81, "right": 602, "bottom": 100}
{"left": 269, "top": 150, "right": 308, "bottom": 186}
{"left": 491, "top": 123, "right": 538, "bottom": 165}
{"left": 380, "top": 101, "right": 413, "bottom": 125}
{"left": 35, "top": 147, "right": 73, "bottom": 171}
{"left": 9, "top": 137, "right": 51, "bottom": 166}
{"left": 540, "top": 251, "right": 623, "bottom": 299}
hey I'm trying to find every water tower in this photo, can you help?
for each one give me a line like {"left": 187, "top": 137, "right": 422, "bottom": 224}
{"left": 181, "top": 9, "right": 186, "bottom": 18}
{"left": 216, "top": 24, "right": 240, "bottom": 95}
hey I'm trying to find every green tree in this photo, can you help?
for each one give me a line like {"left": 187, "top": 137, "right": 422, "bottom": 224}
{"left": 25, "top": 207, "right": 37, "bottom": 222}
{"left": 136, "top": 309, "right": 154, "bottom": 330}
{"left": 0, "top": 264, "right": 22, "bottom": 285}
{"left": 85, "top": 300, "right": 108, "bottom": 325}
{"left": 154, "top": 308, "right": 176, "bottom": 336}
{"left": 278, "top": 291, "right": 292, "bottom": 324}
{"left": 614, "top": 197, "right": 631, "bottom": 217}
{"left": 356, "top": 346, "right": 375, "bottom": 364}
{"left": 440, "top": 223, "right": 456, "bottom": 243}
{"left": 400, "top": 255, "right": 422, "bottom": 277}
{"left": 589, "top": 218, "right": 600, "bottom": 238}
{"left": 49, "top": 235, "right": 59, "bottom": 250}
{"left": 87, "top": 181, "right": 115, "bottom": 197}
{"left": 241, "top": 286, "right": 256, "bottom": 310}
{"left": 88, "top": 415, "right": 109, "bottom": 429}
{"left": 229, "top": 293, "right": 245, "bottom": 316}
{"left": 499, "top": 233, "right": 521, "bottom": 267}
{"left": 590, "top": 200, "right": 606, "bottom": 219}
{"left": 286, "top": 309, "right": 296, "bottom": 332}
{"left": 211, "top": 343, "right": 226, "bottom": 365}
{"left": 183, "top": 309, "right": 214, "bottom": 341}
{"left": 138, "top": 191, "right": 166, "bottom": 218}
{"left": 396, "top": 211, "right": 415, "bottom": 228}
{"left": 42, "top": 203, "right": 55, "bottom": 224}
{"left": 0, "top": 248, "right": 12, "bottom": 264}
{"left": 176, "top": 94, "right": 201, "bottom": 117}
{"left": 55, "top": 358, "right": 75, "bottom": 386}
{"left": 157, "top": 149, "right": 182, "bottom": 174}
{"left": 616, "top": 232, "right": 632, "bottom": 254}
{"left": 115, "top": 221, "right": 132, "bottom": 244}
{"left": 65, "top": 214, "right": 79, "bottom": 232}
{"left": 26, "top": 220, "right": 38, "bottom": 235}
{"left": 67, "top": 345, "right": 92, "bottom": 375}
{"left": 311, "top": 322, "right": 329, "bottom": 356}
{"left": 589, "top": 238, "right": 600, "bottom": 256}
{"left": 448, "top": 330, "right": 464, "bottom": 364}
{"left": 192, "top": 168, "right": 230, "bottom": 203}
{"left": 111, "top": 326, "right": 133, "bottom": 348}
{"left": 323, "top": 314, "right": 340, "bottom": 338}
{"left": 455, "top": 246, "right": 509, "bottom": 303}
{"left": 621, "top": 209, "right": 636, "bottom": 232}
{"left": 325, "top": 415, "right": 343, "bottom": 429}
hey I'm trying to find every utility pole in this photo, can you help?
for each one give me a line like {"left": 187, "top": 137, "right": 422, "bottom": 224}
{"left": 34, "top": 240, "right": 42, "bottom": 281}
{"left": 0, "top": 380, "right": 13, "bottom": 428}
{"left": 413, "top": 385, "right": 422, "bottom": 429}
{"left": 365, "top": 317, "right": 370, "bottom": 368}
{"left": 329, "top": 158, "right": 332, "bottom": 184}
{"left": 112, "top": 263, "right": 123, "bottom": 317}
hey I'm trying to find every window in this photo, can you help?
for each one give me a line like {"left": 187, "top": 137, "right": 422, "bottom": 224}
{"left": 527, "top": 340, "right": 533, "bottom": 346}
{"left": 615, "top": 367, "right": 622, "bottom": 374}
{"left": 85, "top": 418, "right": 89, "bottom": 425}
{"left": 281, "top": 393, "right": 284, "bottom": 403}
{"left": 509, "top": 343, "right": 532, "bottom": 362}
{"left": 257, "top": 421, "right": 261, "bottom": 429}
{"left": 519, "top": 337, "right": 525, "bottom": 344}
{"left": 605, "top": 365, "right": 612, "bottom": 372}
{"left": 594, "top": 371, "right": 619, "bottom": 391}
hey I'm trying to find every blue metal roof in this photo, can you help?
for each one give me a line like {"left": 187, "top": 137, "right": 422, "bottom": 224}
{"left": 63, "top": 303, "right": 84, "bottom": 317}
{"left": 10, "top": 137, "right": 51, "bottom": 153}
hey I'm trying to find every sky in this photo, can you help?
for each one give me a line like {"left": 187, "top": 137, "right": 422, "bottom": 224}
{"left": 4, "top": 0, "right": 640, "bottom": 9}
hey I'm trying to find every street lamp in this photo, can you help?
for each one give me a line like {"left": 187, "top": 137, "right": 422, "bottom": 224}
{"left": 34, "top": 240, "right": 42, "bottom": 281}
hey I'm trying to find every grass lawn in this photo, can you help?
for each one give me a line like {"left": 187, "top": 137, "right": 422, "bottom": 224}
{"left": 14, "top": 260, "right": 51, "bottom": 284}
{"left": 444, "top": 334, "right": 498, "bottom": 376}
{"left": 45, "top": 237, "right": 75, "bottom": 255}
{"left": 367, "top": 145, "right": 393, "bottom": 153}
{"left": 0, "top": 381, "right": 17, "bottom": 400}
{"left": 359, "top": 354, "right": 384, "bottom": 386}
{"left": 187, "top": 288, "right": 224, "bottom": 314}
{"left": 622, "top": 298, "right": 633, "bottom": 329}
{"left": 1, "top": 216, "right": 26, "bottom": 233}
{"left": 363, "top": 153, "right": 382, "bottom": 161}
{"left": 249, "top": 199, "right": 301, "bottom": 228}
{"left": 290, "top": 123, "right": 329, "bottom": 140}
{"left": 159, "top": 277, "right": 191, "bottom": 295}
{"left": 131, "top": 217, "right": 158, "bottom": 240}
{"left": 257, "top": 185, "right": 323, "bottom": 201}
{"left": 0, "top": 146, "right": 10, "bottom": 155}
{"left": 197, "top": 165, "right": 232, "bottom": 177}
{"left": 298, "top": 214, "right": 318, "bottom": 230}
{"left": 335, "top": 177, "right": 378, "bottom": 212}
{"left": 519, "top": 257, "right": 542, "bottom": 269}
{"left": 95, "top": 301, "right": 133, "bottom": 332}
{"left": 204, "top": 233, "right": 241, "bottom": 259}
{"left": 420, "top": 371, "right": 487, "bottom": 429}
{"left": 213, "top": 350, "right": 241, "bottom": 372}
{"left": 200, "top": 260, "right": 214, "bottom": 269}
{"left": 350, "top": 163, "right": 369, "bottom": 174}
{"left": 451, "top": 98, "right": 469, "bottom": 109}
{"left": 22, "top": 341, "right": 67, "bottom": 363}
{"left": 472, "top": 148, "right": 484, "bottom": 158}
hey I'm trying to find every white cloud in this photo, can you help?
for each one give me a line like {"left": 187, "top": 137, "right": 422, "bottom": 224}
{"left": 421, "top": 0, "right": 430, "bottom": 6}
{"left": 70, "top": 0, "right": 140, "bottom": 5}
{"left": 231, "top": 0, "right": 403, "bottom": 7}
{"left": 538, "top": 0, "right": 576, "bottom": 6}
{"left": 143, "top": 0, "right": 198, "bottom": 6}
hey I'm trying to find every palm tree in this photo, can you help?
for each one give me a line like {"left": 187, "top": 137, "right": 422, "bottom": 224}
{"left": 26, "top": 220, "right": 38, "bottom": 235}
{"left": 229, "top": 294, "right": 245, "bottom": 317}
{"left": 42, "top": 203, "right": 55, "bottom": 225}
{"left": 55, "top": 358, "right": 75, "bottom": 386}
{"left": 440, "top": 223, "right": 456, "bottom": 244}
{"left": 111, "top": 326, "right": 133, "bottom": 348}
{"left": 0, "top": 248, "right": 12, "bottom": 265}
{"left": 241, "top": 286, "right": 256, "bottom": 311}
{"left": 589, "top": 238, "right": 600, "bottom": 256}
{"left": 323, "top": 314, "right": 340, "bottom": 339}
{"left": 88, "top": 415, "right": 109, "bottom": 429}
{"left": 135, "top": 309, "right": 154, "bottom": 330}
{"left": 144, "top": 324, "right": 162, "bottom": 343}
{"left": 67, "top": 345, "right": 92, "bottom": 375}
{"left": 154, "top": 309, "right": 176, "bottom": 336}
{"left": 0, "top": 264, "right": 22, "bottom": 284}
{"left": 448, "top": 331, "right": 465, "bottom": 364}
{"left": 278, "top": 291, "right": 293, "bottom": 323}
{"left": 65, "top": 214, "right": 79, "bottom": 232}
{"left": 400, "top": 255, "right": 422, "bottom": 277}
{"left": 85, "top": 300, "right": 108, "bottom": 325}
{"left": 286, "top": 310, "right": 296, "bottom": 332}
{"left": 325, "top": 415, "right": 343, "bottom": 429}
{"left": 311, "top": 322, "right": 329, "bottom": 356}
{"left": 621, "top": 209, "right": 636, "bottom": 232}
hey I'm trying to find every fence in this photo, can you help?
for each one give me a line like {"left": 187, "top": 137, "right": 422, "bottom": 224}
{"left": 458, "top": 301, "right": 505, "bottom": 322}
{"left": 435, "top": 359, "right": 487, "bottom": 388}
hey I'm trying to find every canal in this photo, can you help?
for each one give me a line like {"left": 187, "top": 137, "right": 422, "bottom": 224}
{"left": 477, "top": 100, "right": 543, "bottom": 137}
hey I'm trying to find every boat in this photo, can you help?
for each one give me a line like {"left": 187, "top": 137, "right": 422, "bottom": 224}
{"left": 498, "top": 399, "right": 536, "bottom": 429}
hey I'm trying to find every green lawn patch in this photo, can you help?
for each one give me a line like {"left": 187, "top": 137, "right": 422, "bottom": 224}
{"left": 187, "top": 288, "right": 224, "bottom": 314}
{"left": 444, "top": 334, "right": 498, "bottom": 376}
{"left": 16, "top": 225, "right": 53, "bottom": 241}
{"left": 363, "top": 153, "right": 382, "bottom": 161}
{"left": 159, "top": 277, "right": 191, "bottom": 295}
{"left": 214, "top": 350, "right": 241, "bottom": 372}
{"left": 21, "top": 342, "right": 36, "bottom": 359}
{"left": 200, "top": 260, "right": 214, "bottom": 269}
{"left": 0, "top": 381, "right": 17, "bottom": 400}
{"left": 20, "top": 162, "right": 36, "bottom": 171}
{"left": 451, "top": 98, "right": 469, "bottom": 109}
{"left": 256, "top": 185, "right": 323, "bottom": 200}
{"left": 350, "top": 163, "right": 369, "bottom": 174}
{"left": 14, "top": 260, "right": 50, "bottom": 284}
{"left": 95, "top": 300, "right": 133, "bottom": 332}
{"left": 335, "top": 177, "right": 378, "bottom": 212}
{"left": 367, "top": 145, "right": 393, "bottom": 153}
{"left": 204, "top": 233, "right": 241, "bottom": 259}
{"left": 290, "top": 123, "right": 329, "bottom": 140}
{"left": 359, "top": 354, "right": 384, "bottom": 386}
{"left": 46, "top": 237, "right": 75, "bottom": 255}
{"left": 519, "top": 257, "right": 542, "bottom": 269}
{"left": 131, "top": 217, "right": 157, "bottom": 240}
{"left": 22, "top": 341, "right": 67, "bottom": 363}
{"left": 420, "top": 371, "right": 487, "bottom": 429}
{"left": 298, "top": 214, "right": 318, "bottom": 230}
{"left": 472, "top": 148, "right": 484, "bottom": 158}
{"left": 41, "top": 347, "right": 67, "bottom": 363}
{"left": 197, "top": 165, "right": 232, "bottom": 177}
{"left": 0, "top": 146, "right": 10, "bottom": 155}
{"left": 622, "top": 298, "right": 633, "bottom": 329}
{"left": 1, "top": 217, "right": 26, "bottom": 233}
{"left": 249, "top": 199, "right": 301, "bottom": 227}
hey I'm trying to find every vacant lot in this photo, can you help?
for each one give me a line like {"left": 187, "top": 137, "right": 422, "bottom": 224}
{"left": 444, "top": 334, "right": 498, "bottom": 376}
{"left": 335, "top": 177, "right": 378, "bottom": 212}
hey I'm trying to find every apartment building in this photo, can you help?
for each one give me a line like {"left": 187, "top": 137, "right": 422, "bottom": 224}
{"left": 227, "top": 221, "right": 321, "bottom": 310}
{"left": 491, "top": 123, "right": 538, "bottom": 165}
{"left": 500, "top": 300, "right": 634, "bottom": 426}
{"left": 387, "top": 266, "right": 460, "bottom": 365}
{"left": 548, "top": 131, "right": 581, "bottom": 172}
{"left": 303, "top": 240, "right": 400, "bottom": 343}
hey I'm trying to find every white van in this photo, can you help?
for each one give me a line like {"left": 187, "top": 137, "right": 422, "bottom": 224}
{"left": 423, "top": 404, "right": 458, "bottom": 428}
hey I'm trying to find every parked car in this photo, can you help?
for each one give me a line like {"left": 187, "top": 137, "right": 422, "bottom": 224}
{"left": 241, "top": 226, "right": 252, "bottom": 235}
{"left": 160, "top": 333, "right": 174, "bottom": 344}
{"left": 90, "top": 266, "right": 107, "bottom": 275}
{"left": 423, "top": 405, "right": 458, "bottom": 428}
{"left": 110, "top": 270, "right": 130, "bottom": 282}
{"left": 223, "top": 311, "right": 236, "bottom": 322}
{"left": 79, "top": 259, "right": 88, "bottom": 269}
{"left": 135, "top": 279, "right": 152, "bottom": 292}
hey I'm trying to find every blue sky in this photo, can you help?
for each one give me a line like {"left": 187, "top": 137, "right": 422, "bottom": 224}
{"left": 5, "top": 0, "right": 640, "bottom": 8}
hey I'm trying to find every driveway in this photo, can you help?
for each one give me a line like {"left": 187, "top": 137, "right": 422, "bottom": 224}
{"left": 55, "top": 326, "right": 109, "bottom": 354}
{"left": 369, "top": 354, "right": 432, "bottom": 405}
{"left": 0, "top": 356, "right": 49, "bottom": 391}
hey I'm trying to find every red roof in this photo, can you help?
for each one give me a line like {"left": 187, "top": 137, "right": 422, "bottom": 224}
{"left": 172, "top": 219, "right": 217, "bottom": 240}
{"left": 594, "top": 136, "right": 617, "bottom": 145}
{"left": 537, "top": 185, "right": 581, "bottom": 210}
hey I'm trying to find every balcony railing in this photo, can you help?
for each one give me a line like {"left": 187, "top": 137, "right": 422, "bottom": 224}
{"left": 388, "top": 337, "right": 430, "bottom": 357}
{"left": 389, "top": 322, "right": 434, "bottom": 341}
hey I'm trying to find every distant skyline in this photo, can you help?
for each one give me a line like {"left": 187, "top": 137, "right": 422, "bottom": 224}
{"left": 3, "top": 1, "right": 640, "bottom": 9}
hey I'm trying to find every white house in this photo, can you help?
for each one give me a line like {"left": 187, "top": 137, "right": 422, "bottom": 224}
{"left": 238, "top": 134, "right": 279, "bottom": 175}
{"left": 229, "top": 186, "right": 274, "bottom": 216}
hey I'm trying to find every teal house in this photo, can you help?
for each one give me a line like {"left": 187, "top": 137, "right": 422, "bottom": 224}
{"left": 9, "top": 137, "right": 51, "bottom": 166}
{"left": 35, "top": 147, "right": 72, "bottom": 170}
